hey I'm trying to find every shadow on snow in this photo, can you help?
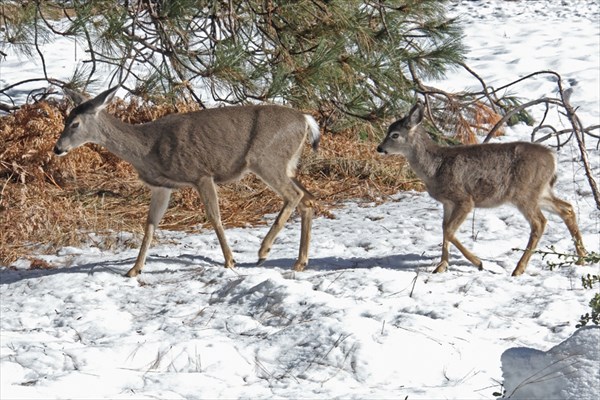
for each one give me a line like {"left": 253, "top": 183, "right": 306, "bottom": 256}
{"left": 0, "top": 252, "right": 436, "bottom": 285}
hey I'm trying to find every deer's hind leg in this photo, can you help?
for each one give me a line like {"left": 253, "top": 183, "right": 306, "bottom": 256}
{"left": 434, "top": 200, "right": 482, "bottom": 273}
{"left": 291, "top": 178, "right": 315, "bottom": 272}
{"left": 511, "top": 204, "right": 547, "bottom": 276}
{"left": 126, "top": 186, "right": 172, "bottom": 277}
{"left": 543, "top": 195, "right": 587, "bottom": 265}
{"left": 255, "top": 169, "right": 305, "bottom": 269}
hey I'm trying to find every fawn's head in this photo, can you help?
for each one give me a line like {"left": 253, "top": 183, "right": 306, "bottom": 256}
{"left": 54, "top": 86, "right": 119, "bottom": 156}
{"left": 377, "top": 103, "right": 424, "bottom": 156}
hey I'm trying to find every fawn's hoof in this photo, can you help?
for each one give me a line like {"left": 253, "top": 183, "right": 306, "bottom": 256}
{"left": 256, "top": 258, "right": 267, "bottom": 267}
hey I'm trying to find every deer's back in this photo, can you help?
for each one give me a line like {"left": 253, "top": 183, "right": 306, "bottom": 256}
{"left": 140, "top": 105, "right": 307, "bottom": 187}
{"left": 427, "top": 141, "right": 556, "bottom": 208}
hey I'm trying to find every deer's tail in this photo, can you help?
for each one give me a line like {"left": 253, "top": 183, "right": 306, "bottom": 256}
{"left": 304, "top": 114, "right": 321, "bottom": 152}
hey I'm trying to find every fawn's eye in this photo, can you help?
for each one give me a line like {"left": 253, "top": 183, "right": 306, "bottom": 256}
{"left": 71, "top": 122, "right": 80, "bottom": 129}
{"left": 391, "top": 133, "right": 399, "bottom": 139}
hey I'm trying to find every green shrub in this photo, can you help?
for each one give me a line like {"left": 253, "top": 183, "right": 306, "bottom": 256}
{"left": 577, "top": 292, "right": 600, "bottom": 328}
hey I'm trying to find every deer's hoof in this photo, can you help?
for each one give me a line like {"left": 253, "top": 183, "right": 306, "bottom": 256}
{"left": 433, "top": 261, "right": 448, "bottom": 274}
{"left": 258, "top": 247, "right": 271, "bottom": 261}
{"left": 293, "top": 261, "right": 307, "bottom": 272}
{"left": 256, "top": 258, "right": 267, "bottom": 267}
{"left": 125, "top": 268, "right": 140, "bottom": 278}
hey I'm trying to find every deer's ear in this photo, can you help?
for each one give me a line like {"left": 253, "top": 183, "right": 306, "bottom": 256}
{"left": 63, "top": 88, "right": 89, "bottom": 106}
{"left": 407, "top": 103, "right": 424, "bottom": 127}
{"left": 90, "top": 86, "right": 120, "bottom": 114}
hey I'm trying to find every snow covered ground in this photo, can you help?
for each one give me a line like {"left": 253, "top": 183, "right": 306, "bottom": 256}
{"left": 501, "top": 326, "right": 599, "bottom": 399}
{"left": 1, "top": 1, "right": 599, "bottom": 399}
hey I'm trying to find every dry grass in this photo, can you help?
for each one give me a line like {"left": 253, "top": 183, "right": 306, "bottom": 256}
{"left": 0, "top": 99, "right": 420, "bottom": 266}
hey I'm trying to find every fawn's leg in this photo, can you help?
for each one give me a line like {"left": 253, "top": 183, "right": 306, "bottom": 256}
{"left": 546, "top": 196, "right": 587, "bottom": 264}
{"left": 434, "top": 200, "right": 481, "bottom": 273}
{"left": 126, "top": 186, "right": 172, "bottom": 277}
{"left": 511, "top": 205, "right": 546, "bottom": 276}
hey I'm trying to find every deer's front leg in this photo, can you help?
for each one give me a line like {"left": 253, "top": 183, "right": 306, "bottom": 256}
{"left": 433, "top": 200, "right": 476, "bottom": 274}
{"left": 126, "top": 186, "right": 172, "bottom": 277}
{"left": 433, "top": 203, "right": 454, "bottom": 274}
{"left": 196, "top": 178, "right": 235, "bottom": 269}
{"left": 433, "top": 237, "right": 450, "bottom": 273}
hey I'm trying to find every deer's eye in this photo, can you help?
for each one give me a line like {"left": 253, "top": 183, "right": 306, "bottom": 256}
{"left": 71, "top": 122, "right": 80, "bottom": 129}
{"left": 391, "top": 133, "right": 399, "bottom": 139}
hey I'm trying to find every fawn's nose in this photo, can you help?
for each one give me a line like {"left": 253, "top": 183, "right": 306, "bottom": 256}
{"left": 377, "top": 145, "right": 387, "bottom": 154}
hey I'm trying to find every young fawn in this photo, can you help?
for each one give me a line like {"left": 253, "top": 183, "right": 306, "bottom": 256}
{"left": 54, "top": 87, "right": 320, "bottom": 277}
{"left": 377, "top": 103, "right": 587, "bottom": 276}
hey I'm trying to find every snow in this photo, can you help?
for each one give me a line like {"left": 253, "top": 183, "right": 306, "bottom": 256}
{"left": 1, "top": 1, "right": 599, "bottom": 399}
{"left": 501, "top": 326, "right": 600, "bottom": 399}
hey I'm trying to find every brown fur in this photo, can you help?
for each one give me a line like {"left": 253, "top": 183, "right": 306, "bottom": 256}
{"left": 377, "top": 103, "right": 587, "bottom": 276}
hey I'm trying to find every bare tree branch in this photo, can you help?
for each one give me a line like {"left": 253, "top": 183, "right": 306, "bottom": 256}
{"left": 560, "top": 87, "right": 600, "bottom": 210}
{"left": 483, "top": 97, "right": 563, "bottom": 143}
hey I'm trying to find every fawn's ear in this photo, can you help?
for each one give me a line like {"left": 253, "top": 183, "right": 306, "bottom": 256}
{"left": 87, "top": 86, "right": 120, "bottom": 115}
{"left": 407, "top": 103, "right": 424, "bottom": 127}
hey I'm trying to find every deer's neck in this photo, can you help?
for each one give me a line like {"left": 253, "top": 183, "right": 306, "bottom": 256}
{"left": 406, "top": 129, "right": 442, "bottom": 183}
{"left": 97, "top": 113, "right": 154, "bottom": 166}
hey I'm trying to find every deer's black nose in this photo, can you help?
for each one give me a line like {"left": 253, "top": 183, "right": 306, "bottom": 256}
{"left": 377, "top": 145, "right": 386, "bottom": 154}
{"left": 53, "top": 145, "right": 67, "bottom": 156}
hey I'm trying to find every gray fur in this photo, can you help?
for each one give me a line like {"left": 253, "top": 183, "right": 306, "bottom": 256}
{"left": 55, "top": 86, "right": 320, "bottom": 276}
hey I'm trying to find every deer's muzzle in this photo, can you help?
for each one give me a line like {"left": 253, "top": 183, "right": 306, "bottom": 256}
{"left": 53, "top": 145, "right": 69, "bottom": 156}
{"left": 376, "top": 145, "right": 387, "bottom": 154}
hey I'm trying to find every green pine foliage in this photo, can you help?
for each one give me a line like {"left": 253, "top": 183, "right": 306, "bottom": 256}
{"left": 1, "top": 0, "right": 465, "bottom": 131}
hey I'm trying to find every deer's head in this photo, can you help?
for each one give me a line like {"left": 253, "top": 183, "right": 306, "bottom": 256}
{"left": 377, "top": 103, "right": 424, "bottom": 156}
{"left": 54, "top": 86, "right": 119, "bottom": 156}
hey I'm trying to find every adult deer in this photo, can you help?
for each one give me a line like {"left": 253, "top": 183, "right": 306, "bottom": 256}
{"left": 377, "top": 103, "right": 587, "bottom": 276}
{"left": 54, "top": 86, "right": 320, "bottom": 277}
